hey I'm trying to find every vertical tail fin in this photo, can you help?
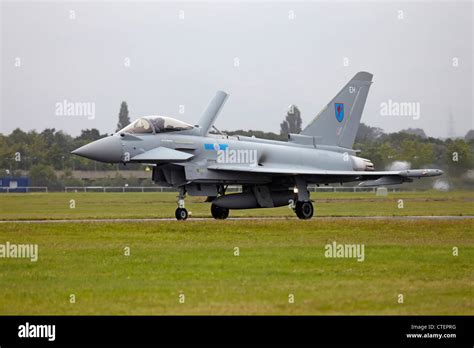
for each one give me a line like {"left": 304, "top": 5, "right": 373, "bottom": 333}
{"left": 301, "top": 71, "right": 373, "bottom": 148}
{"left": 197, "top": 90, "right": 228, "bottom": 136}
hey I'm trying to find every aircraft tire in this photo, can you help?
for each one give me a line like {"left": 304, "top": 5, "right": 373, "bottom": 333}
{"left": 295, "top": 201, "right": 313, "bottom": 220}
{"left": 211, "top": 204, "right": 229, "bottom": 219}
{"left": 175, "top": 208, "right": 188, "bottom": 220}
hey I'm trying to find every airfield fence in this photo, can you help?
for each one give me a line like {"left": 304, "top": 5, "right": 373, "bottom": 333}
{"left": 0, "top": 186, "right": 404, "bottom": 194}
{"left": 65, "top": 186, "right": 175, "bottom": 193}
{"left": 0, "top": 186, "right": 48, "bottom": 193}
{"left": 62, "top": 186, "right": 401, "bottom": 193}
{"left": 63, "top": 186, "right": 244, "bottom": 193}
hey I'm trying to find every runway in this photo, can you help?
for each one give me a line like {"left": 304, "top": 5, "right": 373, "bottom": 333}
{"left": 0, "top": 216, "right": 472, "bottom": 223}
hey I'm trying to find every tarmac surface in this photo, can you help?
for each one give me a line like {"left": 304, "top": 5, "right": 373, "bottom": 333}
{"left": 0, "top": 216, "right": 472, "bottom": 223}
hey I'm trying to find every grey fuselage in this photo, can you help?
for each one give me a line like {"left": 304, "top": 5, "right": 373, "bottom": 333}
{"left": 118, "top": 129, "right": 363, "bottom": 190}
{"left": 71, "top": 77, "right": 443, "bottom": 216}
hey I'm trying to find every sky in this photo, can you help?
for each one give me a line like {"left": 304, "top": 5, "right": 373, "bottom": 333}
{"left": 1, "top": 0, "right": 473, "bottom": 138}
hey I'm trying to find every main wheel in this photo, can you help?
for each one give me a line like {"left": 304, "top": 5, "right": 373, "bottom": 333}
{"left": 175, "top": 207, "right": 188, "bottom": 220}
{"left": 295, "top": 201, "right": 313, "bottom": 220}
{"left": 211, "top": 204, "right": 229, "bottom": 220}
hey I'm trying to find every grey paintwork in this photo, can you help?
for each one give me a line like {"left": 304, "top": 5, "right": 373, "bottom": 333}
{"left": 302, "top": 71, "right": 372, "bottom": 148}
{"left": 72, "top": 71, "right": 443, "bottom": 216}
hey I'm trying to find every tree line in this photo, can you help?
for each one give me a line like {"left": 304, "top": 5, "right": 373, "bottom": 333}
{"left": 0, "top": 102, "right": 472, "bottom": 189}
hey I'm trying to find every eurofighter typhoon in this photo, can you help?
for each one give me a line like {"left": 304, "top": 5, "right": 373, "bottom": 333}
{"left": 72, "top": 72, "right": 443, "bottom": 220}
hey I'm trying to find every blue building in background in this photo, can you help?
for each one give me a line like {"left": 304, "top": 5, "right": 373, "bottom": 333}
{"left": 0, "top": 176, "right": 29, "bottom": 193}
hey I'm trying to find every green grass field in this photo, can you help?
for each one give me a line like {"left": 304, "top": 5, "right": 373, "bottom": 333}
{"left": 0, "top": 190, "right": 473, "bottom": 220}
{"left": 0, "top": 191, "right": 472, "bottom": 315}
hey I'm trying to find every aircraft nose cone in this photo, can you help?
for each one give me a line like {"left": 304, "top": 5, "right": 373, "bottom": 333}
{"left": 72, "top": 136, "right": 123, "bottom": 163}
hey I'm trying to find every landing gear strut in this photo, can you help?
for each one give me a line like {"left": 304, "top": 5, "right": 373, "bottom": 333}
{"left": 175, "top": 188, "right": 188, "bottom": 220}
{"left": 292, "top": 177, "right": 313, "bottom": 220}
{"left": 294, "top": 200, "right": 314, "bottom": 220}
{"left": 211, "top": 204, "right": 229, "bottom": 220}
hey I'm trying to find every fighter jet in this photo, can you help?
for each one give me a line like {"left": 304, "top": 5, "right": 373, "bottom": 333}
{"left": 72, "top": 72, "right": 443, "bottom": 220}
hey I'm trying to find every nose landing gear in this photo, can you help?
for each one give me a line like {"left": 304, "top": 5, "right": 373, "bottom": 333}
{"left": 175, "top": 188, "right": 188, "bottom": 220}
{"left": 175, "top": 207, "right": 188, "bottom": 220}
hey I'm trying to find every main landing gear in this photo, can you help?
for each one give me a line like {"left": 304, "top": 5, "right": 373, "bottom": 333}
{"left": 210, "top": 185, "right": 229, "bottom": 220}
{"left": 294, "top": 200, "right": 314, "bottom": 220}
{"left": 175, "top": 188, "right": 188, "bottom": 220}
{"left": 211, "top": 204, "right": 229, "bottom": 220}
{"left": 292, "top": 177, "right": 314, "bottom": 219}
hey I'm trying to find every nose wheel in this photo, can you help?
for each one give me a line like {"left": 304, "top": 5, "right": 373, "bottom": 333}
{"left": 175, "top": 188, "right": 188, "bottom": 220}
{"left": 175, "top": 207, "right": 188, "bottom": 220}
{"left": 211, "top": 204, "right": 229, "bottom": 219}
{"left": 294, "top": 201, "right": 313, "bottom": 220}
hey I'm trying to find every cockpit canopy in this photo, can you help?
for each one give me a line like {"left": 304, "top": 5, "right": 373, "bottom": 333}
{"left": 118, "top": 116, "right": 194, "bottom": 134}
